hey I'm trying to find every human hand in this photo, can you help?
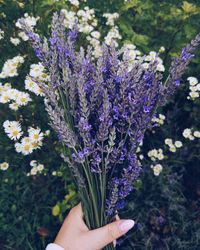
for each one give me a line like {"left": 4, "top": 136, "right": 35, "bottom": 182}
{"left": 54, "top": 203, "right": 135, "bottom": 250}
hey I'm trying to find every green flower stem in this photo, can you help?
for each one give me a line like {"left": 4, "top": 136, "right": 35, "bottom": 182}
{"left": 82, "top": 161, "right": 101, "bottom": 228}
{"left": 103, "top": 243, "right": 115, "bottom": 250}
{"left": 58, "top": 88, "right": 111, "bottom": 239}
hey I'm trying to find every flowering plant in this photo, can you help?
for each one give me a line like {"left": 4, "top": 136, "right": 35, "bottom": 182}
{"left": 20, "top": 12, "right": 200, "bottom": 249}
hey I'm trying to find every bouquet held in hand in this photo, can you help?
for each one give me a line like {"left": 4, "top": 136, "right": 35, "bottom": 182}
{"left": 20, "top": 12, "right": 200, "bottom": 250}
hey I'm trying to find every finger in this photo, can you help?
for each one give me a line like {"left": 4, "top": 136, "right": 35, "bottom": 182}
{"left": 113, "top": 214, "right": 120, "bottom": 247}
{"left": 84, "top": 219, "right": 135, "bottom": 250}
{"left": 68, "top": 203, "right": 89, "bottom": 231}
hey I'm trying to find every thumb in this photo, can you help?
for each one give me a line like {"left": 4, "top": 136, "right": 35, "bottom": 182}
{"left": 84, "top": 219, "right": 135, "bottom": 250}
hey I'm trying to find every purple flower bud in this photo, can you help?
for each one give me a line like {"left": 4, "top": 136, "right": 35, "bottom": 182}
{"left": 116, "top": 200, "right": 125, "bottom": 210}
{"left": 99, "top": 114, "right": 104, "bottom": 122}
{"left": 156, "top": 215, "right": 166, "bottom": 226}
{"left": 137, "top": 135, "right": 144, "bottom": 143}
{"left": 122, "top": 112, "right": 128, "bottom": 119}
{"left": 174, "top": 79, "right": 180, "bottom": 86}
{"left": 115, "top": 76, "right": 122, "bottom": 83}
{"left": 143, "top": 106, "right": 151, "bottom": 113}
{"left": 78, "top": 151, "right": 84, "bottom": 159}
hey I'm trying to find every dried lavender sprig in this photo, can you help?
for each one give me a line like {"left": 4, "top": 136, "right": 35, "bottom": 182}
{"left": 61, "top": 153, "right": 85, "bottom": 187}
{"left": 44, "top": 98, "right": 77, "bottom": 149}
{"left": 19, "top": 20, "right": 50, "bottom": 66}
{"left": 161, "top": 33, "right": 200, "bottom": 104}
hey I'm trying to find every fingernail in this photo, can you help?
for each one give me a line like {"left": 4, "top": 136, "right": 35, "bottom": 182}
{"left": 119, "top": 220, "right": 135, "bottom": 233}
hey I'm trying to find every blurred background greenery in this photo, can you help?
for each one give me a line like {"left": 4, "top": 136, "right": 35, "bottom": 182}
{"left": 0, "top": 0, "right": 200, "bottom": 249}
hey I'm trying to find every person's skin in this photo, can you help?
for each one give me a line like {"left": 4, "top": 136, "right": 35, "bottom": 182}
{"left": 54, "top": 203, "right": 135, "bottom": 250}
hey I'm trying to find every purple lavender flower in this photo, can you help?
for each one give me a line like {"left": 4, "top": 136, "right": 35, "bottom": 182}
{"left": 21, "top": 12, "right": 200, "bottom": 233}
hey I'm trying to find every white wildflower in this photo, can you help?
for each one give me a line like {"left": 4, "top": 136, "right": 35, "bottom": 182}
{"left": 174, "top": 141, "right": 183, "bottom": 148}
{"left": 28, "top": 127, "right": 44, "bottom": 142}
{"left": 194, "top": 131, "right": 200, "bottom": 138}
{"left": 30, "top": 167, "right": 37, "bottom": 175}
{"left": 37, "top": 164, "right": 44, "bottom": 172}
{"left": 20, "top": 137, "right": 33, "bottom": 155}
{"left": 0, "top": 162, "right": 9, "bottom": 171}
{"left": 61, "top": 10, "right": 77, "bottom": 29}
{"left": 68, "top": 0, "right": 79, "bottom": 6}
{"left": 28, "top": 161, "right": 45, "bottom": 176}
{"left": 148, "top": 148, "right": 164, "bottom": 161}
{"left": 152, "top": 164, "right": 163, "bottom": 176}
{"left": 152, "top": 114, "right": 165, "bottom": 126}
{"left": 0, "top": 29, "right": 4, "bottom": 40}
{"left": 25, "top": 76, "right": 44, "bottom": 96}
{"left": 91, "top": 31, "right": 101, "bottom": 39}
{"left": 189, "top": 91, "right": 199, "bottom": 99}
{"left": 0, "top": 55, "right": 24, "bottom": 79}
{"left": 165, "top": 138, "right": 173, "bottom": 146}
{"left": 15, "top": 142, "right": 22, "bottom": 153}
{"left": 3, "top": 120, "right": 23, "bottom": 140}
{"left": 103, "top": 13, "right": 119, "bottom": 26}
{"left": 169, "top": 145, "right": 176, "bottom": 153}
{"left": 9, "top": 103, "right": 19, "bottom": 111}
{"left": 18, "top": 31, "right": 29, "bottom": 41}
{"left": 44, "top": 130, "right": 50, "bottom": 136}
{"left": 0, "top": 91, "right": 11, "bottom": 103}
{"left": 16, "top": 13, "right": 39, "bottom": 29}
{"left": 15, "top": 92, "right": 31, "bottom": 106}
{"left": 187, "top": 77, "right": 198, "bottom": 86}
{"left": 104, "top": 26, "right": 121, "bottom": 46}
{"left": 29, "top": 63, "right": 45, "bottom": 78}
{"left": 10, "top": 37, "right": 21, "bottom": 46}
{"left": 183, "top": 128, "right": 195, "bottom": 140}
{"left": 159, "top": 46, "right": 165, "bottom": 53}
{"left": 30, "top": 160, "right": 37, "bottom": 167}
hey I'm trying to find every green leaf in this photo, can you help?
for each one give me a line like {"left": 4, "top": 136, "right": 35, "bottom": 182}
{"left": 120, "top": 0, "right": 140, "bottom": 12}
{"left": 131, "top": 32, "right": 149, "bottom": 46}
{"left": 182, "top": 1, "right": 200, "bottom": 15}
{"left": 118, "top": 18, "right": 134, "bottom": 36}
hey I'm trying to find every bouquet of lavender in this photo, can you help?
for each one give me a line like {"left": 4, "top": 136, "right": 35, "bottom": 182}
{"left": 20, "top": 13, "right": 200, "bottom": 249}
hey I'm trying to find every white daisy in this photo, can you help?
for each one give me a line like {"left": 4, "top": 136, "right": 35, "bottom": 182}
{"left": 15, "top": 92, "right": 31, "bottom": 106}
{"left": 29, "top": 63, "right": 45, "bottom": 78}
{"left": 20, "top": 138, "right": 33, "bottom": 155}
{"left": 152, "top": 164, "right": 163, "bottom": 176}
{"left": 28, "top": 127, "right": 44, "bottom": 142}
{"left": 9, "top": 103, "right": 19, "bottom": 111}
{"left": 3, "top": 120, "right": 23, "bottom": 140}
{"left": 0, "top": 162, "right": 9, "bottom": 171}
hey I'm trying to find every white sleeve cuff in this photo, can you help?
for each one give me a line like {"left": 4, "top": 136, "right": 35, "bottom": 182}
{"left": 46, "top": 243, "right": 65, "bottom": 250}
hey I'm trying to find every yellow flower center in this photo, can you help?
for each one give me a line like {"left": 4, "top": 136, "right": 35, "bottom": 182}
{"left": 32, "top": 141, "right": 39, "bottom": 148}
{"left": 12, "top": 130, "right": 19, "bottom": 137}
{"left": 20, "top": 97, "right": 26, "bottom": 103}
{"left": 41, "top": 73, "right": 47, "bottom": 78}
{"left": 28, "top": 82, "right": 34, "bottom": 87}
{"left": 3, "top": 96, "right": 9, "bottom": 101}
{"left": 9, "top": 69, "right": 15, "bottom": 74}
{"left": 24, "top": 145, "right": 30, "bottom": 151}
{"left": 33, "top": 134, "right": 39, "bottom": 140}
